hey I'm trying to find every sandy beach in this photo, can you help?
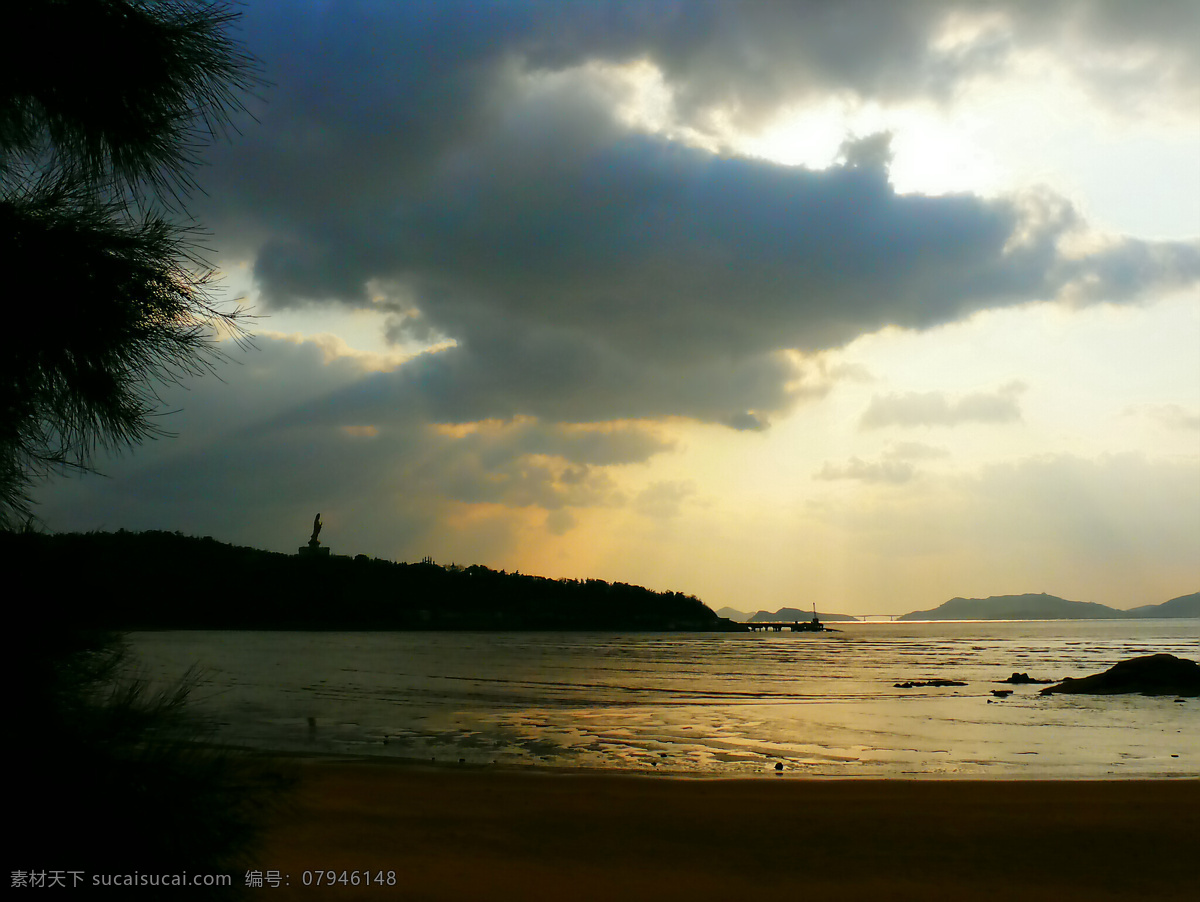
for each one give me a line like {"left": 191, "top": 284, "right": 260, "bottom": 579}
{"left": 254, "top": 759, "right": 1200, "bottom": 901}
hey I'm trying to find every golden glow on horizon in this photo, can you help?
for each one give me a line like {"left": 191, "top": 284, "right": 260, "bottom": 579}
{"left": 340, "top": 425, "right": 379, "bottom": 438}
{"left": 428, "top": 417, "right": 537, "bottom": 438}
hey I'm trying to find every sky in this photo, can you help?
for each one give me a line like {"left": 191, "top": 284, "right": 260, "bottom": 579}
{"left": 34, "top": 0, "right": 1200, "bottom": 616}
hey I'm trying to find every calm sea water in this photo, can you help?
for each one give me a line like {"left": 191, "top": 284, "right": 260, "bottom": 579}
{"left": 127, "top": 621, "right": 1199, "bottom": 778}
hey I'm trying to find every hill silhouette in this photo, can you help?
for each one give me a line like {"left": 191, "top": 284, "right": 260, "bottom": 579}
{"left": 4, "top": 530, "right": 739, "bottom": 631}
{"left": 897, "top": 592, "right": 1198, "bottom": 621}
{"left": 746, "top": 607, "right": 859, "bottom": 622}
{"left": 1124, "top": 592, "right": 1200, "bottom": 619}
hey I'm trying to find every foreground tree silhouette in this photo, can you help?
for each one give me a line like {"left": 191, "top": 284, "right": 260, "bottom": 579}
{"left": 12, "top": 624, "right": 291, "bottom": 892}
{"left": 4, "top": 3, "right": 278, "bottom": 891}
{"left": 1, "top": 0, "right": 259, "bottom": 526}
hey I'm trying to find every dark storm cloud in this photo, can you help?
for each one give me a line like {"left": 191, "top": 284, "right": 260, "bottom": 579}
{"left": 292, "top": 317, "right": 794, "bottom": 430}
{"left": 193, "top": 0, "right": 1199, "bottom": 430}
{"left": 1008, "top": 0, "right": 1200, "bottom": 109}
{"left": 624, "top": 1, "right": 1200, "bottom": 118}
{"left": 206, "top": 0, "right": 1200, "bottom": 222}
{"left": 395, "top": 126, "right": 1032, "bottom": 360}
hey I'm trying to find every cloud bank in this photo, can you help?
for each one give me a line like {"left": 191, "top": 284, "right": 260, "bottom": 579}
{"left": 191, "top": 1, "right": 1198, "bottom": 433}
{"left": 860, "top": 382, "right": 1027, "bottom": 429}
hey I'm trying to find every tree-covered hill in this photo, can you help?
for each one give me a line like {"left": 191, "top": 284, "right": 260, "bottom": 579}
{"left": 5, "top": 530, "right": 740, "bottom": 631}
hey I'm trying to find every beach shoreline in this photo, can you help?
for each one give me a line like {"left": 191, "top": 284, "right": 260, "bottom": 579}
{"left": 250, "top": 746, "right": 1200, "bottom": 780}
{"left": 253, "top": 755, "right": 1200, "bottom": 901}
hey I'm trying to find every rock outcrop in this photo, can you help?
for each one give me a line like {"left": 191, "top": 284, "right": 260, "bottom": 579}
{"left": 1040, "top": 654, "right": 1200, "bottom": 697}
{"left": 998, "top": 672, "right": 1055, "bottom": 685}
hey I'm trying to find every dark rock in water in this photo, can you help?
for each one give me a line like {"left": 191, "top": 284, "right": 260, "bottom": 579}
{"left": 1040, "top": 653, "right": 1200, "bottom": 697}
{"left": 999, "top": 672, "right": 1055, "bottom": 685}
{"left": 893, "top": 679, "right": 968, "bottom": 689}
{"left": 991, "top": 689, "right": 1013, "bottom": 698}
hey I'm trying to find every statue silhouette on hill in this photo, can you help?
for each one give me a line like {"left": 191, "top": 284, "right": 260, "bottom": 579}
{"left": 300, "top": 513, "right": 329, "bottom": 557}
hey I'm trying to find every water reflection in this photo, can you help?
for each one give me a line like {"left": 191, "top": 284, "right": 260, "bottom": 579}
{"left": 127, "top": 621, "right": 1199, "bottom": 777}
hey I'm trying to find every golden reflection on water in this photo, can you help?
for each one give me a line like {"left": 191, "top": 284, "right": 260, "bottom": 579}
{"left": 128, "top": 620, "right": 1199, "bottom": 777}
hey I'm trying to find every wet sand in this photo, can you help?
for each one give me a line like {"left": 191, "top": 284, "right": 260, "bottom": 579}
{"left": 255, "top": 759, "right": 1200, "bottom": 901}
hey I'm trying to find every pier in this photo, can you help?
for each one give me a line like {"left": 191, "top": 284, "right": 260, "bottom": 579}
{"left": 744, "top": 620, "right": 828, "bottom": 632}
{"left": 744, "top": 613, "right": 901, "bottom": 630}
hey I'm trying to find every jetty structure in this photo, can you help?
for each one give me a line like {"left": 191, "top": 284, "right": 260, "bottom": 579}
{"left": 745, "top": 604, "right": 830, "bottom": 632}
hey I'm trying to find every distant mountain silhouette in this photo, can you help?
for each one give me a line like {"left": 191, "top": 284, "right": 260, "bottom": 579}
{"left": 716, "top": 607, "right": 751, "bottom": 621}
{"left": 716, "top": 607, "right": 859, "bottom": 622}
{"left": 747, "top": 607, "right": 860, "bottom": 622}
{"left": 701, "top": 595, "right": 1200, "bottom": 623}
{"left": 897, "top": 592, "right": 1200, "bottom": 621}
{"left": 5, "top": 530, "right": 741, "bottom": 632}
{"left": 1123, "top": 592, "right": 1200, "bottom": 619}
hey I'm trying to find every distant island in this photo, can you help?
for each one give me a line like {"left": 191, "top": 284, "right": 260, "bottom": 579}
{"left": 896, "top": 592, "right": 1200, "bottom": 621}
{"left": 721, "top": 592, "right": 1198, "bottom": 623}
{"left": 717, "top": 607, "right": 859, "bottom": 622}
{"left": 749, "top": 607, "right": 860, "bottom": 623}
{"left": 5, "top": 530, "right": 741, "bottom": 632}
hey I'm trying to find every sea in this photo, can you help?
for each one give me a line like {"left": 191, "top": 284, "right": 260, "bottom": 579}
{"left": 126, "top": 620, "right": 1200, "bottom": 778}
